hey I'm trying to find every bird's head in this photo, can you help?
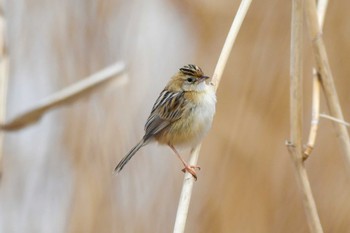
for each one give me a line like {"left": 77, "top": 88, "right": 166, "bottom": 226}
{"left": 167, "top": 64, "right": 210, "bottom": 92}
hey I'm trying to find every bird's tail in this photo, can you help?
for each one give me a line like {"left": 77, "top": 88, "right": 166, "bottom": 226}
{"left": 114, "top": 140, "right": 145, "bottom": 174}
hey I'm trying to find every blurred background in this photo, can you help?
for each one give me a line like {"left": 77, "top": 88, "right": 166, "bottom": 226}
{"left": 1, "top": 0, "right": 350, "bottom": 232}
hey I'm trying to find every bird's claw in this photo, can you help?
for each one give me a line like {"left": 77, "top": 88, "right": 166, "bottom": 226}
{"left": 181, "top": 165, "right": 201, "bottom": 180}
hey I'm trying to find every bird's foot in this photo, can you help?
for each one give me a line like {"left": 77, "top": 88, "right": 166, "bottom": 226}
{"left": 181, "top": 165, "right": 201, "bottom": 180}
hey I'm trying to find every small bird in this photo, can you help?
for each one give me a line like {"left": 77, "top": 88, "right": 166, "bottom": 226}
{"left": 114, "top": 64, "right": 216, "bottom": 180}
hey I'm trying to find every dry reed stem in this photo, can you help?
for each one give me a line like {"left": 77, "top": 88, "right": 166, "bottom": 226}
{"left": 287, "top": 0, "right": 324, "bottom": 232}
{"left": 173, "top": 1, "right": 252, "bottom": 232}
{"left": 304, "top": 0, "right": 350, "bottom": 168}
{"left": 303, "top": 0, "right": 328, "bottom": 159}
{"left": 319, "top": 114, "right": 350, "bottom": 127}
{"left": 304, "top": 70, "right": 321, "bottom": 159}
{"left": 316, "top": 0, "right": 328, "bottom": 29}
{"left": 0, "top": 62, "right": 126, "bottom": 131}
{"left": 0, "top": 7, "right": 8, "bottom": 174}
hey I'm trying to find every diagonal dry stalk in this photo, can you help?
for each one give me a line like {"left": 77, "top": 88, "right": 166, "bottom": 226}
{"left": 304, "top": 0, "right": 328, "bottom": 159}
{"left": 287, "top": 0, "right": 324, "bottom": 232}
{"left": 316, "top": 0, "right": 328, "bottom": 30}
{"left": 0, "top": 62, "right": 127, "bottom": 131}
{"left": 304, "top": 0, "right": 350, "bottom": 167}
{"left": 319, "top": 114, "right": 350, "bottom": 127}
{"left": 172, "top": 1, "right": 252, "bottom": 232}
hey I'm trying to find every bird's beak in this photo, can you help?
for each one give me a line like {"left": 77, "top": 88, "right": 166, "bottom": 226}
{"left": 198, "top": 75, "right": 210, "bottom": 83}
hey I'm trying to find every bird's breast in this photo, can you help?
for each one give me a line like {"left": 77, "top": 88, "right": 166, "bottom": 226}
{"left": 156, "top": 87, "right": 216, "bottom": 148}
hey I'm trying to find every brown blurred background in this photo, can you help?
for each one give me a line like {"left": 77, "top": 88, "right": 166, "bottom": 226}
{"left": 1, "top": 0, "right": 350, "bottom": 232}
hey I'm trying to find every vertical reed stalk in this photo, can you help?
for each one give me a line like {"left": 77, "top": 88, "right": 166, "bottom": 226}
{"left": 173, "top": 0, "right": 252, "bottom": 232}
{"left": 287, "top": 0, "right": 324, "bottom": 232}
{"left": 304, "top": 70, "right": 321, "bottom": 158}
{"left": 0, "top": 4, "right": 8, "bottom": 175}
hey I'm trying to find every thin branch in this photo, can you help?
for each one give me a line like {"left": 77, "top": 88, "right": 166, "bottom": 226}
{"left": 288, "top": 0, "right": 323, "bottom": 232}
{"left": 173, "top": 1, "right": 252, "bottom": 232}
{"left": 320, "top": 114, "right": 350, "bottom": 127}
{"left": 304, "top": 0, "right": 350, "bottom": 169}
{"left": 304, "top": 70, "right": 321, "bottom": 159}
{"left": 1, "top": 62, "right": 127, "bottom": 131}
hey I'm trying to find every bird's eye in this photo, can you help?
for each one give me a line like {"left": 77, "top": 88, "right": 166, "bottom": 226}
{"left": 186, "top": 77, "right": 195, "bottom": 83}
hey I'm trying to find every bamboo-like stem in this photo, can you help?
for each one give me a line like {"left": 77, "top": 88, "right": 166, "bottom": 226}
{"left": 304, "top": 70, "right": 321, "bottom": 159}
{"left": 173, "top": 1, "right": 252, "bottom": 232}
{"left": 304, "top": 0, "right": 350, "bottom": 168}
{"left": 287, "top": 0, "right": 324, "bottom": 232}
{"left": 0, "top": 62, "right": 127, "bottom": 131}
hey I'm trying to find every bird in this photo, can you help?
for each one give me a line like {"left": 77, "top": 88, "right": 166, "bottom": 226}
{"left": 114, "top": 64, "right": 216, "bottom": 180}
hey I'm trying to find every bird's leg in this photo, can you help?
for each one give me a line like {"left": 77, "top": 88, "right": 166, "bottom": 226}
{"left": 168, "top": 144, "right": 200, "bottom": 180}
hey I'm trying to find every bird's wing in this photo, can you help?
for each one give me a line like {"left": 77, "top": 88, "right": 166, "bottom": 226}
{"left": 143, "top": 90, "right": 187, "bottom": 141}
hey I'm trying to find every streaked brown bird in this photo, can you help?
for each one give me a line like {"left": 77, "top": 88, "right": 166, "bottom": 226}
{"left": 114, "top": 64, "right": 216, "bottom": 179}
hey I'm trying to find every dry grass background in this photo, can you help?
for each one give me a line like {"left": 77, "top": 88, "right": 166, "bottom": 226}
{"left": 1, "top": 0, "right": 350, "bottom": 232}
